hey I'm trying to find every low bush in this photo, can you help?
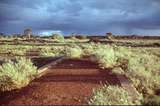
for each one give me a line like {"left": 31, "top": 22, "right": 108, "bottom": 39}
{"left": 87, "top": 43, "right": 160, "bottom": 96}
{"left": 126, "top": 53, "right": 160, "bottom": 95}
{"left": 82, "top": 43, "right": 160, "bottom": 104}
{"left": 40, "top": 46, "right": 64, "bottom": 57}
{"left": 89, "top": 44, "right": 130, "bottom": 69}
{"left": 89, "top": 85, "right": 143, "bottom": 105}
{"left": 0, "top": 58, "right": 37, "bottom": 92}
{"left": 80, "top": 43, "right": 96, "bottom": 56}
{"left": 40, "top": 47, "right": 55, "bottom": 56}
{"left": 64, "top": 44, "right": 82, "bottom": 58}
{"left": 143, "top": 95, "right": 160, "bottom": 105}
{"left": 93, "top": 46, "right": 116, "bottom": 69}
{"left": 76, "top": 35, "right": 87, "bottom": 40}
{"left": 52, "top": 34, "right": 64, "bottom": 42}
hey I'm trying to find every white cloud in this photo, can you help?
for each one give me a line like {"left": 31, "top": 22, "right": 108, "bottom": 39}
{"left": 39, "top": 30, "right": 63, "bottom": 36}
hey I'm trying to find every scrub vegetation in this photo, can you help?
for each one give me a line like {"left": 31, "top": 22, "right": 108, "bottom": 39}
{"left": 0, "top": 57, "right": 37, "bottom": 92}
{"left": 88, "top": 85, "right": 143, "bottom": 105}
{"left": 0, "top": 36, "right": 160, "bottom": 105}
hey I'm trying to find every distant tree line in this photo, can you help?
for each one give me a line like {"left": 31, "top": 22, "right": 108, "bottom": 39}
{"left": 1, "top": 29, "right": 160, "bottom": 40}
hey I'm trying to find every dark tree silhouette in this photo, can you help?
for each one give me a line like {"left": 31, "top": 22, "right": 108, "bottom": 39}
{"left": 106, "top": 32, "right": 114, "bottom": 40}
{"left": 24, "top": 28, "right": 32, "bottom": 39}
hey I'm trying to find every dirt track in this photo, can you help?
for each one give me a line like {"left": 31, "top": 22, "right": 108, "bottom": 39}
{"left": 0, "top": 59, "right": 120, "bottom": 105}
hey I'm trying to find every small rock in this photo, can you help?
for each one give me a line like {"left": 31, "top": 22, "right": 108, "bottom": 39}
{"left": 78, "top": 99, "right": 81, "bottom": 102}
{"left": 73, "top": 97, "right": 79, "bottom": 101}
{"left": 73, "top": 97, "right": 82, "bottom": 103}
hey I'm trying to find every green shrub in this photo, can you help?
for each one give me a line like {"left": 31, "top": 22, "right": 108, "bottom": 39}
{"left": 143, "top": 95, "right": 160, "bottom": 105}
{"left": 64, "top": 44, "right": 82, "bottom": 58}
{"left": 81, "top": 43, "right": 160, "bottom": 104}
{"left": 127, "top": 52, "right": 160, "bottom": 95}
{"left": 89, "top": 43, "right": 160, "bottom": 96}
{"left": 40, "top": 47, "right": 54, "bottom": 56}
{"left": 0, "top": 45, "right": 34, "bottom": 56}
{"left": 79, "top": 43, "right": 94, "bottom": 55}
{"left": 0, "top": 58, "right": 37, "bottom": 92}
{"left": 144, "top": 95, "right": 160, "bottom": 106}
{"left": 52, "top": 34, "right": 64, "bottom": 42}
{"left": 40, "top": 46, "right": 64, "bottom": 57}
{"left": 82, "top": 44, "right": 131, "bottom": 70}
{"left": 89, "top": 85, "right": 143, "bottom": 105}
{"left": 92, "top": 45, "right": 117, "bottom": 69}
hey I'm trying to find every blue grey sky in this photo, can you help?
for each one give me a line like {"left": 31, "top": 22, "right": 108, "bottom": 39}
{"left": 0, "top": 0, "right": 160, "bottom": 35}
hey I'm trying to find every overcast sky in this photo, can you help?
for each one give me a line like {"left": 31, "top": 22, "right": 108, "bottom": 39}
{"left": 0, "top": 0, "right": 160, "bottom": 35}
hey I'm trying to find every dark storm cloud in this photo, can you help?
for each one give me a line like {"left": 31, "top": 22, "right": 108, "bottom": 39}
{"left": 0, "top": 0, "right": 160, "bottom": 35}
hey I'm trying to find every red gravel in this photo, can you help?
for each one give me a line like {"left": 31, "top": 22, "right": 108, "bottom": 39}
{"left": 0, "top": 59, "right": 120, "bottom": 105}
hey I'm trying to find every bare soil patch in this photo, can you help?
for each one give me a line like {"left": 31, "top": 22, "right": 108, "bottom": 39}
{"left": 0, "top": 59, "right": 120, "bottom": 105}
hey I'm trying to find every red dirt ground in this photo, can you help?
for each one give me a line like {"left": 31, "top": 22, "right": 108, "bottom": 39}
{"left": 0, "top": 59, "right": 120, "bottom": 105}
